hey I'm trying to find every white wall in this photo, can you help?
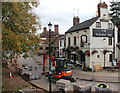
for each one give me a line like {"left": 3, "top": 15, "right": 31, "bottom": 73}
{"left": 66, "top": 29, "right": 90, "bottom": 49}
{"left": 89, "top": 18, "right": 118, "bottom": 68}
{"left": 59, "top": 39, "right": 65, "bottom": 57}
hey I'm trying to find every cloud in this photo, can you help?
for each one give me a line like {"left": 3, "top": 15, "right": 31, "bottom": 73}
{"left": 34, "top": 0, "right": 111, "bottom": 34}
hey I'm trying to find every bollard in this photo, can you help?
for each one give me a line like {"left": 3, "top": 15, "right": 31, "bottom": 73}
{"left": 10, "top": 72, "right": 13, "bottom": 78}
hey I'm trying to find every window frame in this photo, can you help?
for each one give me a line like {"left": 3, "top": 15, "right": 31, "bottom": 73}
{"left": 74, "top": 36, "right": 76, "bottom": 45}
{"left": 60, "top": 40, "right": 62, "bottom": 47}
{"left": 68, "top": 37, "right": 70, "bottom": 46}
{"left": 108, "top": 37, "right": 112, "bottom": 45}
{"left": 81, "top": 35, "right": 87, "bottom": 43}
{"left": 109, "top": 54, "right": 113, "bottom": 62}
{"left": 96, "top": 22, "right": 101, "bottom": 28}
{"left": 108, "top": 23, "right": 112, "bottom": 29}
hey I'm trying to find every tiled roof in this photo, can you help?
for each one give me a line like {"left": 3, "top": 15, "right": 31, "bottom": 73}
{"left": 66, "top": 17, "right": 99, "bottom": 33}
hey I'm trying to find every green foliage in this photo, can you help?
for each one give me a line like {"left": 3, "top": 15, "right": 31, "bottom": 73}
{"left": 110, "top": 1, "right": 120, "bottom": 26}
{"left": 110, "top": 1, "right": 120, "bottom": 42}
{"left": 2, "top": 2, "right": 41, "bottom": 59}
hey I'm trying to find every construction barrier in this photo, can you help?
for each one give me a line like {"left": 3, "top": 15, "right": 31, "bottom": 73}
{"left": 56, "top": 79, "right": 71, "bottom": 91}
{"left": 95, "top": 83, "right": 112, "bottom": 93}
{"left": 94, "top": 65, "right": 103, "bottom": 71}
{"left": 10, "top": 72, "right": 13, "bottom": 78}
{"left": 73, "top": 83, "right": 92, "bottom": 93}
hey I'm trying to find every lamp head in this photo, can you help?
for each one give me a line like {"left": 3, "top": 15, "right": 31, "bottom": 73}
{"left": 48, "top": 22, "right": 52, "bottom": 30}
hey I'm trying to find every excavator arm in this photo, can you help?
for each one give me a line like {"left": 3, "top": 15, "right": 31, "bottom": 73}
{"left": 43, "top": 55, "right": 56, "bottom": 74}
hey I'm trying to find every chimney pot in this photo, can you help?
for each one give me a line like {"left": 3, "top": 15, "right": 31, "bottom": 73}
{"left": 43, "top": 27, "right": 47, "bottom": 32}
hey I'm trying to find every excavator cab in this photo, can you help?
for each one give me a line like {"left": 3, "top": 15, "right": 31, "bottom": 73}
{"left": 43, "top": 55, "right": 75, "bottom": 82}
{"left": 52, "top": 58, "right": 73, "bottom": 81}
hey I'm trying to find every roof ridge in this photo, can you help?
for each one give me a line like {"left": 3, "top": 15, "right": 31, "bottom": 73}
{"left": 80, "top": 16, "right": 99, "bottom": 24}
{"left": 66, "top": 17, "right": 99, "bottom": 33}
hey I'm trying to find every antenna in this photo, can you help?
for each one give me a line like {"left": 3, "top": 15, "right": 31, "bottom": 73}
{"left": 73, "top": 8, "right": 79, "bottom": 17}
{"left": 77, "top": 9, "right": 79, "bottom": 17}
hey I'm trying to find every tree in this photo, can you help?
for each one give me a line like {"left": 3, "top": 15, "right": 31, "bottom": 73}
{"left": 2, "top": 2, "right": 41, "bottom": 61}
{"left": 110, "top": 1, "right": 120, "bottom": 42}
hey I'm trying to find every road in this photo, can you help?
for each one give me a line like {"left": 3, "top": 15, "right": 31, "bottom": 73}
{"left": 17, "top": 53, "right": 119, "bottom": 92}
{"left": 17, "top": 53, "right": 48, "bottom": 74}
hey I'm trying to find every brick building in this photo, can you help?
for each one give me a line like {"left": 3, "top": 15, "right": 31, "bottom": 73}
{"left": 39, "top": 25, "right": 64, "bottom": 57}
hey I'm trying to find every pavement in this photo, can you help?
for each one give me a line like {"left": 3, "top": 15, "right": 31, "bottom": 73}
{"left": 72, "top": 67, "right": 119, "bottom": 83}
{"left": 17, "top": 54, "right": 120, "bottom": 92}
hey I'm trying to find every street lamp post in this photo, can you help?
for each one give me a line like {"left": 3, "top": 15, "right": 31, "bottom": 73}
{"left": 48, "top": 22, "right": 52, "bottom": 93}
{"left": 113, "top": 25, "right": 115, "bottom": 61}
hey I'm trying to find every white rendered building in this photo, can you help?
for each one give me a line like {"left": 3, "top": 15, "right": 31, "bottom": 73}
{"left": 65, "top": 2, "right": 118, "bottom": 68}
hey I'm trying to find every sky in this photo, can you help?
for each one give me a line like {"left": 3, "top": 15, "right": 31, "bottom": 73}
{"left": 34, "top": 0, "right": 111, "bottom": 34}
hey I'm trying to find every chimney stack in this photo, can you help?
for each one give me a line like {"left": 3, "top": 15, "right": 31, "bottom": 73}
{"left": 43, "top": 27, "right": 47, "bottom": 32}
{"left": 97, "top": 2, "right": 108, "bottom": 17}
{"left": 73, "top": 16, "right": 79, "bottom": 26}
{"left": 54, "top": 25, "right": 59, "bottom": 34}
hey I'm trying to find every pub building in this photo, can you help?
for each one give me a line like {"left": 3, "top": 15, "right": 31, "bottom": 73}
{"left": 65, "top": 2, "right": 118, "bottom": 69}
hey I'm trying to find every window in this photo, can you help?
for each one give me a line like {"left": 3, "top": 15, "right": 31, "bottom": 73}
{"left": 81, "top": 35, "right": 87, "bottom": 43}
{"left": 60, "top": 41, "right": 62, "bottom": 47}
{"left": 40, "top": 47, "right": 43, "bottom": 50}
{"left": 68, "top": 37, "right": 70, "bottom": 46}
{"left": 60, "top": 49, "right": 62, "bottom": 55}
{"left": 45, "top": 47, "right": 48, "bottom": 50}
{"left": 109, "top": 37, "right": 112, "bottom": 45}
{"left": 97, "top": 55, "right": 100, "bottom": 58}
{"left": 74, "top": 36, "right": 76, "bottom": 45}
{"left": 109, "top": 54, "right": 113, "bottom": 62}
{"left": 108, "top": 23, "right": 112, "bottom": 29}
{"left": 96, "top": 22, "right": 101, "bottom": 28}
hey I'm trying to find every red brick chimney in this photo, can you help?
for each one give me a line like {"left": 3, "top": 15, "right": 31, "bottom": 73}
{"left": 43, "top": 27, "right": 47, "bottom": 32}
{"left": 97, "top": 2, "right": 108, "bottom": 17}
{"left": 73, "top": 16, "right": 79, "bottom": 25}
{"left": 54, "top": 25, "right": 59, "bottom": 34}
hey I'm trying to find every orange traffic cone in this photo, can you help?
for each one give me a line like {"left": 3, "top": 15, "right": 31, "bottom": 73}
{"left": 10, "top": 72, "right": 13, "bottom": 78}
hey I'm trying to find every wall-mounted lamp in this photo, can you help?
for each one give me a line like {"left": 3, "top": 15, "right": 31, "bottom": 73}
{"left": 103, "top": 38, "right": 106, "bottom": 40}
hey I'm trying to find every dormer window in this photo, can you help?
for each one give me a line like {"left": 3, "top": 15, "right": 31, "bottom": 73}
{"left": 96, "top": 22, "right": 101, "bottom": 28}
{"left": 108, "top": 23, "right": 112, "bottom": 29}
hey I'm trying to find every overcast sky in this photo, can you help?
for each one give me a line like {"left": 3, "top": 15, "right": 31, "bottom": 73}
{"left": 34, "top": 0, "right": 111, "bottom": 34}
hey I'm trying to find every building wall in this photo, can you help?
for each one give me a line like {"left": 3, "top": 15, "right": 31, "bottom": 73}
{"left": 59, "top": 39, "right": 65, "bottom": 57}
{"left": 117, "top": 46, "right": 120, "bottom": 62}
{"left": 66, "top": 29, "right": 90, "bottom": 48}
{"left": 66, "top": 29, "right": 90, "bottom": 64}
{"left": 65, "top": 18, "right": 118, "bottom": 68}
{"left": 89, "top": 18, "right": 118, "bottom": 68}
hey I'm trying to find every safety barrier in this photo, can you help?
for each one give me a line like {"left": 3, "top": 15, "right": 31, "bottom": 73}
{"left": 94, "top": 65, "right": 103, "bottom": 71}
{"left": 73, "top": 83, "right": 92, "bottom": 93}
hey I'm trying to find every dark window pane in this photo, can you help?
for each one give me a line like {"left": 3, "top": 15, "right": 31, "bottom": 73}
{"left": 74, "top": 36, "right": 76, "bottom": 45}
{"left": 109, "top": 37, "right": 112, "bottom": 45}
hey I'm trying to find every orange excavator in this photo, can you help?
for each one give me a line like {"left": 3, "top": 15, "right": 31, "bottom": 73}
{"left": 43, "top": 55, "right": 75, "bottom": 82}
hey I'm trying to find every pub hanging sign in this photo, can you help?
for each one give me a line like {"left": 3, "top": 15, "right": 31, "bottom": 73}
{"left": 93, "top": 29, "right": 113, "bottom": 37}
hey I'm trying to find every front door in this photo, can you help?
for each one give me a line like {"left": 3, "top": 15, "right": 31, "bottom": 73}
{"left": 74, "top": 54, "right": 76, "bottom": 64}
{"left": 79, "top": 51, "right": 85, "bottom": 65}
